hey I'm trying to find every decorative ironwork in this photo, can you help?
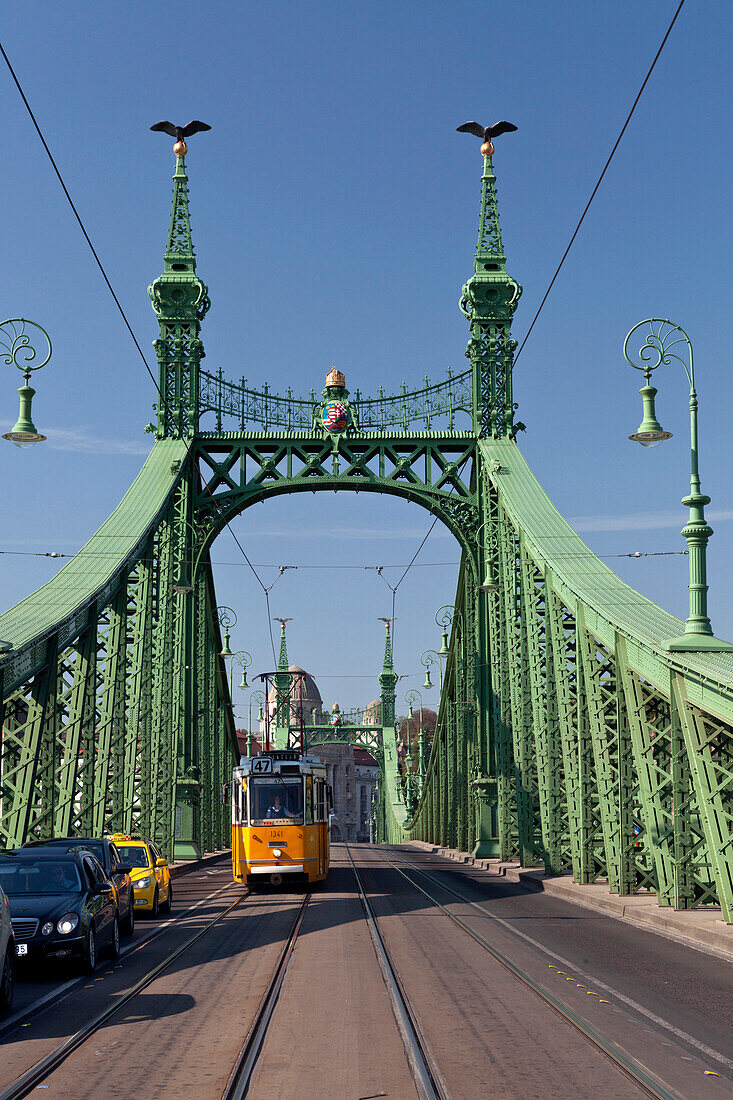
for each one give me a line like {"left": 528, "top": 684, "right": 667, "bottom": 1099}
{"left": 0, "top": 318, "right": 52, "bottom": 374}
{"left": 198, "top": 367, "right": 472, "bottom": 434}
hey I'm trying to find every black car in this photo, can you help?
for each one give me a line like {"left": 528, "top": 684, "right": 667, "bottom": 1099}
{"left": 23, "top": 837, "right": 135, "bottom": 936}
{"left": 0, "top": 849, "right": 120, "bottom": 973}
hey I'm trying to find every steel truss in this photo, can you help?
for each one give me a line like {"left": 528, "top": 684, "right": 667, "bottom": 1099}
{"left": 0, "top": 144, "right": 731, "bottom": 925}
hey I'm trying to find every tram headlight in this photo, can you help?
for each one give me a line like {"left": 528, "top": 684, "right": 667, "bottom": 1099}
{"left": 57, "top": 913, "right": 79, "bottom": 935}
{"left": 272, "top": 849, "right": 282, "bottom": 858}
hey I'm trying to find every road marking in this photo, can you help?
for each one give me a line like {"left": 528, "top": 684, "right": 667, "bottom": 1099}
{"left": 396, "top": 851, "right": 733, "bottom": 1073}
{"left": 0, "top": 876, "right": 236, "bottom": 1036}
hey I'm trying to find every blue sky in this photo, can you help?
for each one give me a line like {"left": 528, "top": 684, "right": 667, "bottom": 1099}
{"left": 1, "top": 2, "right": 731, "bottom": 717}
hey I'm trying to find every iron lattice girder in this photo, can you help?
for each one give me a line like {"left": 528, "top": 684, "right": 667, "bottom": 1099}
{"left": 193, "top": 433, "right": 479, "bottom": 551}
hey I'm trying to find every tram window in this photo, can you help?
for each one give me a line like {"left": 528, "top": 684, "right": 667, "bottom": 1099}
{"left": 316, "top": 780, "right": 326, "bottom": 822}
{"left": 236, "top": 779, "right": 248, "bottom": 825}
{"left": 305, "top": 778, "right": 314, "bottom": 825}
{"left": 250, "top": 778, "right": 304, "bottom": 825}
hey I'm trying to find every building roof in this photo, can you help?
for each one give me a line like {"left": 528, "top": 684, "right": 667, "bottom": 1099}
{"left": 353, "top": 748, "right": 378, "bottom": 766}
{"left": 267, "top": 665, "right": 322, "bottom": 706}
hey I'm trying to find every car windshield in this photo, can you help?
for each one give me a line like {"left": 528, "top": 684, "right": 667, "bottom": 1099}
{"left": 63, "top": 841, "right": 104, "bottom": 862}
{"left": 0, "top": 860, "right": 82, "bottom": 895}
{"left": 250, "top": 778, "right": 304, "bottom": 825}
{"left": 114, "top": 846, "right": 150, "bottom": 868}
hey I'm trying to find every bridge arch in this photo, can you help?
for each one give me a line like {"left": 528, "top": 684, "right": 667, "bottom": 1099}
{"left": 0, "top": 140, "right": 732, "bottom": 929}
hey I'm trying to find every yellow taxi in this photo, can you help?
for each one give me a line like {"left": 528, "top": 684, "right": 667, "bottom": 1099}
{"left": 108, "top": 835, "right": 172, "bottom": 917}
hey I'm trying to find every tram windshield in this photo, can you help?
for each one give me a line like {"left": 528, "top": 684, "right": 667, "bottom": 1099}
{"left": 250, "top": 778, "right": 304, "bottom": 825}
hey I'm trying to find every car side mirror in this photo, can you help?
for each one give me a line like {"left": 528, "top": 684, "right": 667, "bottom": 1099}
{"left": 116, "top": 863, "right": 132, "bottom": 874}
{"left": 93, "top": 882, "right": 113, "bottom": 896}
{"left": 155, "top": 858, "right": 168, "bottom": 868}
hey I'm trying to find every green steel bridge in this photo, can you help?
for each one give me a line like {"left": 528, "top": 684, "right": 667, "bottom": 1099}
{"left": 2, "top": 146, "right": 733, "bottom": 927}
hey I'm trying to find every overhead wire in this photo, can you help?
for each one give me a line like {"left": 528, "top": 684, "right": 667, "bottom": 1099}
{"left": 0, "top": 41, "right": 282, "bottom": 668}
{"left": 0, "top": 549, "right": 691, "bottom": 563}
{"left": 512, "top": 0, "right": 687, "bottom": 366}
{"left": 2, "top": 7, "right": 690, "bottom": 674}
{"left": 0, "top": 41, "right": 166, "bottom": 409}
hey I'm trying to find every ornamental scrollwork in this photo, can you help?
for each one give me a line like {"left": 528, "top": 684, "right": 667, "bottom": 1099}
{"left": 0, "top": 319, "right": 52, "bottom": 375}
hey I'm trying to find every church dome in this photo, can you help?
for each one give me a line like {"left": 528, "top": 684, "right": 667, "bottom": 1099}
{"left": 266, "top": 665, "right": 322, "bottom": 723}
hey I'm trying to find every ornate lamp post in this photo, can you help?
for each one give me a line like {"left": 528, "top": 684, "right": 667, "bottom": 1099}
{"left": 436, "top": 604, "right": 463, "bottom": 653}
{"left": 231, "top": 650, "right": 253, "bottom": 691}
{"left": 475, "top": 520, "right": 499, "bottom": 593}
{"left": 420, "top": 649, "right": 443, "bottom": 692}
{"left": 624, "top": 318, "right": 733, "bottom": 652}
{"left": 247, "top": 689, "right": 266, "bottom": 756}
{"left": 405, "top": 688, "right": 427, "bottom": 794}
{"left": 216, "top": 606, "right": 237, "bottom": 658}
{"left": 1, "top": 318, "right": 52, "bottom": 448}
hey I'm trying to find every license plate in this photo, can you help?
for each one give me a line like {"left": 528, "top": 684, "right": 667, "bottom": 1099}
{"left": 134, "top": 899, "right": 146, "bottom": 906}
{"left": 16, "top": 944, "right": 28, "bottom": 956}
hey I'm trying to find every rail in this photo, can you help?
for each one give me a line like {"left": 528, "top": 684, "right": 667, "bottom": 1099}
{"left": 198, "top": 366, "right": 473, "bottom": 433}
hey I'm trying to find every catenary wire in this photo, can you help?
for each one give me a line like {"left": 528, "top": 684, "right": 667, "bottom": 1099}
{"left": 0, "top": 41, "right": 167, "bottom": 410}
{"left": 0, "top": 548, "right": 688, "bottom": 563}
{"left": 2, "top": 25, "right": 688, "bottom": 668}
{"left": 513, "top": 0, "right": 687, "bottom": 366}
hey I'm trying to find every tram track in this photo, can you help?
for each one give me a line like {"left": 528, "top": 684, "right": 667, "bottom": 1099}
{"left": 0, "top": 887, "right": 250, "bottom": 1100}
{"left": 0, "top": 875, "right": 238, "bottom": 1041}
{"left": 222, "top": 892, "right": 310, "bottom": 1099}
{"left": 344, "top": 843, "right": 448, "bottom": 1100}
{"left": 364, "top": 845, "right": 684, "bottom": 1100}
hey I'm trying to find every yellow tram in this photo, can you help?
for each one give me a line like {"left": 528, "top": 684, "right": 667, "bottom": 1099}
{"left": 231, "top": 750, "right": 331, "bottom": 887}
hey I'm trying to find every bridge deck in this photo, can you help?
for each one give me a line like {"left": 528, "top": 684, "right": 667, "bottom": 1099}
{"left": 1, "top": 846, "right": 730, "bottom": 1099}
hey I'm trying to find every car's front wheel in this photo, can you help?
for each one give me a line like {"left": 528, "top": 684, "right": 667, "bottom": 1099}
{"left": 121, "top": 898, "right": 134, "bottom": 936}
{"left": 150, "top": 889, "right": 159, "bottom": 919}
{"left": 160, "top": 884, "right": 172, "bottom": 914}
{"left": 0, "top": 943, "right": 15, "bottom": 1013}
{"left": 83, "top": 927, "right": 97, "bottom": 974}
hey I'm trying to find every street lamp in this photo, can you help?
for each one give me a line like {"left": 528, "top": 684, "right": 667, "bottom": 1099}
{"left": 475, "top": 520, "right": 499, "bottom": 593}
{"left": 1, "top": 318, "right": 52, "bottom": 447}
{"left": 405, "top": 687, "right": 427, "bottom": 793}
{"left": 624, "top": 318, "right": 733, "bottom": 652}
{"left": 420, "top": 649, "right": 443, "bottom": 691}
{"left": 247, "top": 689, "right": 266, "bottom": 756}
{"left": 171, "top": 519, "right": 205, "bottom": 595}
{"left": 436, "top": 605, "right": 462, "bottom": 653}
{"left": 230, "top": 650, "right": 252, "bottom": 692}
{"left": 216, "top": 606, "right": 237, "bottom": 660}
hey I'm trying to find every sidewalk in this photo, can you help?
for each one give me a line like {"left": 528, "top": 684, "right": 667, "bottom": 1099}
{"left": 169, "top": 848, "right": 230, "bottom": 880}
{"left": 406, "top": 840, "right": 733, "bottom": 959}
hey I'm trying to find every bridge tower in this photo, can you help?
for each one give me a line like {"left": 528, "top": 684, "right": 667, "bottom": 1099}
{"left": 273, "top": 621, "right": 292, "bottom": 750}
{"left": 148, "top": 151, "right": 209, "bottom": 439}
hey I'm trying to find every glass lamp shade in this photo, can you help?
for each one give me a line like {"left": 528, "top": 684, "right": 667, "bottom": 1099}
{"left": 629, "top": 384, "right": 672, "bottom": 448}
{"left": 423, "top": 669, "right": 433, "bottom": 689}
{"left": 3, "top": 384, "right": 46, "bottom": 448}
{"left": 628, "top": 431, "right": 673, "bottom": 448}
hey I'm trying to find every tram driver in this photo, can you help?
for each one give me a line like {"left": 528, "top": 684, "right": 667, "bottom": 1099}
{"left": 266, "top": 794, "right": 297, "bottom": 820}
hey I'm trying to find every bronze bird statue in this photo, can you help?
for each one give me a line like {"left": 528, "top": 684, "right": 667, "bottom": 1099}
{"left": 150, "top": 120, "right": 211, "bottom": 156}
{"left": 457, "top": 120, "right": 517, "bottom": 156}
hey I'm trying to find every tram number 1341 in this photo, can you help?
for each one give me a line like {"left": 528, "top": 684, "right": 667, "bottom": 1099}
{"left": 228, "top": 751, "right": 331, "bottom": 888}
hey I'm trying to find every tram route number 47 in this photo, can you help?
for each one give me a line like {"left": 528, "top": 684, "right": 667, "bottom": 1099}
{"left": 251, "top": 758, "right": 273, "bottom": 774}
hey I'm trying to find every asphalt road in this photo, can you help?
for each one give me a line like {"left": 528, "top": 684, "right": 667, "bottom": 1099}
{"left": 0, "top": 846, "right": 730, "bottom": 1099}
